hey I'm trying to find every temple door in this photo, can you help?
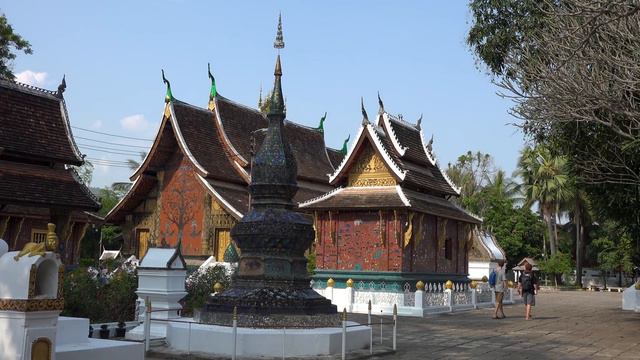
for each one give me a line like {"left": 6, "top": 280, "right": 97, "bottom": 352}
{"left": 215, "top": 228, "right": 231, "bottom": 261}
{"left": 31, "top": 338, "right": 51, "bottom": 360}
{"left": 137, "top": 229, "right": 150, "bottom": 259}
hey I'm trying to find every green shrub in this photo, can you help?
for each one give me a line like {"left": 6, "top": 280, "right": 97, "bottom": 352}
{"left": 183, "top": 265, "right": 230, "bottom": 316}
{"left": 62, "top": 267, "right": 138, "bottom": 323}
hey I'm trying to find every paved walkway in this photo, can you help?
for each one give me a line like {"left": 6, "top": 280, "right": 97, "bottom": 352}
{"left": 147, "top": 291, "right": 638, "bottom": 359}
{"left": 355, "top": 291, "right": 639, "bottom": 359}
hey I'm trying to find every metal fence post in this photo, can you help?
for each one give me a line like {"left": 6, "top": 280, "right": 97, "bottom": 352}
{"left": 232, "top": 306, "right": 238, "bottom": 360}
{"left": 282, "top": 327, "right": 286, "bottom": 360}
{"left": 392, "top": 304, "right": 397, "bottom": 351}
{"left": 188, "top": 321, "right": 191, "bottom": 355}
{"left": 380, "top": 310, "right": 383, "bottom": 345}
{"left": 368, "top": 300, "right": 372, "bottom": 354}
{"left": 341, "top": 308, "right": 347, "bottom": 360}
{"left": 144, "top": 296, "right": 151, "bottom": 352}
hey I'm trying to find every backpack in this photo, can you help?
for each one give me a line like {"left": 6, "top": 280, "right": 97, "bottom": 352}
{"left": 522, "top": 273, "right": 535, "bottom": 292}
{"left": 489, "top": 270, "right": 497, "bottom": 287}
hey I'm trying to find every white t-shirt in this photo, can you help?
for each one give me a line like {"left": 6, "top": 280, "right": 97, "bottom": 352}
{"left": 494, "top": 267, "right": 506, "bottom": 292}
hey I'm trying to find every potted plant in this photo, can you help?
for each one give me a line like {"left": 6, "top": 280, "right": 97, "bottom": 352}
{"left": 99, "top": 324, "right": 110, "bottom": 339}
{"left": 115, "top": 321, "right": 126, "bottom": 337}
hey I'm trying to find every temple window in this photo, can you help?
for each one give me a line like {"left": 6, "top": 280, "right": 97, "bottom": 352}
{"left": 445, "top": 237, "right": 452, "bottom": 260}
{"left": 31, "top": 229, "right": 47, "bottom": 243}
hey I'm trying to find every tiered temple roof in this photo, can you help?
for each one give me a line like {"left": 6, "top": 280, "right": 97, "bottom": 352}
{"left": 0, "top": 78, "right": 100, "bottom": 211}
{"left": 300, "top": 102, "right": 480, "bottom": 224}
{"left": 107, "top": 83, "right": 342, "bottom": 223}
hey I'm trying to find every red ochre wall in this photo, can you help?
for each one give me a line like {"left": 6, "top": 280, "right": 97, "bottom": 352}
{"left": 158, "top": 153, "right": 206, "bottom": 256}
{"left": 316, "top": 210, "right": 468, "bottom": 275}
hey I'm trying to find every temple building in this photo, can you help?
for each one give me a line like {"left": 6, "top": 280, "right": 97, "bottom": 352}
{"left": 299, "top": 97, "right": 482, "bottom": 286}
{"left": 0, "top": 77, "right": 101, "bottom": 264}
{"left": 105, "top": 67, "right": 345, "bottom": 261}
{"left": 467, "top": 229, "right": 507, "bottom": 280}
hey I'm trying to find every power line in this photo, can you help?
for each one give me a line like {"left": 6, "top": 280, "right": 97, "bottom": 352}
{"left": 76, "top": 136, "right": 151, "bottom": 149}
{"left": 72, "top": 126, "right": 154, "bottom": 142}
{"left": 86, "top": 158, "right": 133, "bottom": 165}
{"left": 78, "top": 144, "right": 143, "bottom": 156}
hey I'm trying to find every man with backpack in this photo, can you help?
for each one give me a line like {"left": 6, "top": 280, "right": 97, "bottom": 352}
{"left": 490, "top": 259, "right": 507, "bottom": 319}
{"left": 517, "top": 262, "right": 539, "bottom": 320}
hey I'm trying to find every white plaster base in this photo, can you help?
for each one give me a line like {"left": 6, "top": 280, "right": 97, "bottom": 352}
{"left": 126, "top": 320, "right": 167, "bottom": 341}
{"left": 55, "top": 316, "right": 143, "bottom": 360}
{"left": 56, "top": 339, "right": 144, "bottom": 360}
{"left": 622, "top": 286, "right": 639, "bottom": 310}
{"left": 166, "top": 319, "right": 370, "bottom": 358}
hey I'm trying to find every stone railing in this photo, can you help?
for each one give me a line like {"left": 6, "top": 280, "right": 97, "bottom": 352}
{"left": 312, "top": 279, "right": 519, "bottom": 317}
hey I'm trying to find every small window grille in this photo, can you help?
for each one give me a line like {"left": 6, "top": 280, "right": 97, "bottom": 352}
{"left": 31, "top": 229, "right": 47, "bottom": 243}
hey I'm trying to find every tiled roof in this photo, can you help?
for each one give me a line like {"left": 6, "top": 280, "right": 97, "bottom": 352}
{"left": 383, "top": 116, "right": 459, "bottom": 196}
{"left": 200, "top": 177, "right": 327, "bottom": 218}
{"left": 215, "top": 96, "right": 335, "bottom": 183}
{"left": 326, "top": 148, "right": 345, "bottom": 169}
{"left": 0, "top": 78, "right": 83, "bottom": 165}
{"left": 300, "top": 186, "right": 407, "bottom": 210}
{"left": 0, "top": 160, "right": 100, "bottom": 210}
{"left": 402, "top": 189, "right": 481, "bottom": 224}
{"left": 172, "top": 101, "right": 243, "bottom": 183}
{"left": 300, "top": 185, "right": 480, "bottom": 224}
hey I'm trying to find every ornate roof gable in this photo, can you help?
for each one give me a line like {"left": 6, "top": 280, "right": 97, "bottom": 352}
{"left": 329, "top": 123, "right": 407, "bottom": 185}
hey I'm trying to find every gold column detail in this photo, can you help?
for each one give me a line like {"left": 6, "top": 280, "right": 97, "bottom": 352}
{"left": 437, "top": 218, "right": 448, "bottom": 250}
{"left": 379, "top": 210, "right": 386, "bottom": 246}
{"left": 0, "top": 216, "right": 10, "bottom": 239}
{"left": 403, "top": 212, "right": 414, "bottom": 248}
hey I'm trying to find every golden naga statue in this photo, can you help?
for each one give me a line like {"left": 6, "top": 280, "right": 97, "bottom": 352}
{"left": 13, "top": 242, "right": 46, "bottom": 261}
{"left": 13, "top": 223, "right": 58, "bottom": 261}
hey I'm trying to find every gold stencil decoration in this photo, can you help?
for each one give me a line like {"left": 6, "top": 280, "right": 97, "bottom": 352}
{"left": 348, "top": 145, "right": 396, "bottom": 187}
{"left": 437, "top": 218, "right": 448, "bottom": 250}
{"left": 403, "top": 212, "right": 414, "bottom": 248}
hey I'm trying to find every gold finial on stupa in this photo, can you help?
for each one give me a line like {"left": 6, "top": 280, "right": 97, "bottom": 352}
{"left": 46, "top": 223, "right": 59, "bottom": 252}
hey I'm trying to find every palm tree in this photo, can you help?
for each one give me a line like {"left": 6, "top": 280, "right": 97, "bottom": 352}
{"left": 126, "top": 151, "right": 147, "bottom": 171}
{"left": 515, "top": 145, "right": 572, "bottom": 257}
{"left": 486, "top": 170, "right": 519, "bottom": 202}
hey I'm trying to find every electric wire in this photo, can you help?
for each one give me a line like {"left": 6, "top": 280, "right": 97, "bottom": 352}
{"left": 75, "top": 136, "right": 151, "bottom": 149}
{"left": 72, "top": 126, "right": 153, "bottom": 142}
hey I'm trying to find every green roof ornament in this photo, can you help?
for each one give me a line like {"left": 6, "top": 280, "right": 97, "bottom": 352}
{"left": 223, "top": 242, "right": 239, "bottom": 263}
{"left": 317, "top": 112, "right": 327, "bottom": 132}
{"left": 208, "top": 62, "right": 217, "bottom": 100}
{"left": 361, "top": 97, "right": 369, "bottom": 125}
{"left": 161, "top": 69, "right": 173, "bottom": 103}
{"left": 340, "top": 134, "right": 351, "bottom": 155}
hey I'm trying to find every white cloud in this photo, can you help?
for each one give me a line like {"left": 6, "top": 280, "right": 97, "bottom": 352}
{"left": 120, "top": 114, "right": 148, "bottom": 131}
{"left": 91, "top": 120, "right": 103, "bottom": 129}
{"left": 15, "top": 70, "right": 48, "bottom": 87}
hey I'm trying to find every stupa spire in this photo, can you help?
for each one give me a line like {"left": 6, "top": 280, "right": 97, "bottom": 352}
{"left": 274, "top": 13, "right": 285, "bottom": 50}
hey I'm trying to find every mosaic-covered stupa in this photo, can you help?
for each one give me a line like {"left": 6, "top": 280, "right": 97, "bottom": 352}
{"left": 200, "top": 17, "right": 338, "bottom": 328}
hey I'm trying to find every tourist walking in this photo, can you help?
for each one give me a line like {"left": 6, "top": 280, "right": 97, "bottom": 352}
{"left": 492, "top": 259, "right": 507, "bottom": 319}
{"left": 517, "top": 262, "right": 539, "bottom": 320}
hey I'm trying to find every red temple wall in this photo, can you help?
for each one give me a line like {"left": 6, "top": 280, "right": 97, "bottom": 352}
{"left": 158, "top": 152, "right": 206, "bottom": 256}
{"left": 315, "top": 210, "right": 404, "bottom": 271}
{"left": 316, "top": 210, "right": 470, "bottom": 275}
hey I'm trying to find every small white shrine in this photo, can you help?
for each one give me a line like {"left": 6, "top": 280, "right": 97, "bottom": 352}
{"left": 127, "top": 246, "right": 187, "bottom": 341}
{"left": 0, "top": 239, "right": 64, "bottom": 359}
{"left": 468, "top": 230, "right": 507, "bottom": 280}
{"left": 622, "top": 283, "right": 640, "bottom": 311}
{"left": 0, "top": 229, "right": 143, "bottom": 360}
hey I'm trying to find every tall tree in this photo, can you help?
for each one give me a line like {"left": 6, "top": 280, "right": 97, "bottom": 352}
{"left": 516, "top": 145, "right": 571, "bottom": 256}
{"left": 0, "top": 13, "right": 32, "bottom": 79}
{"left": 446, "top": 151, "right": 495, "bottom": 199}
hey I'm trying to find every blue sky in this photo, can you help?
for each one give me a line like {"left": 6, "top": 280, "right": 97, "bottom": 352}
{"left": 3, "top": 1, "right": 526, "bottom": 188}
